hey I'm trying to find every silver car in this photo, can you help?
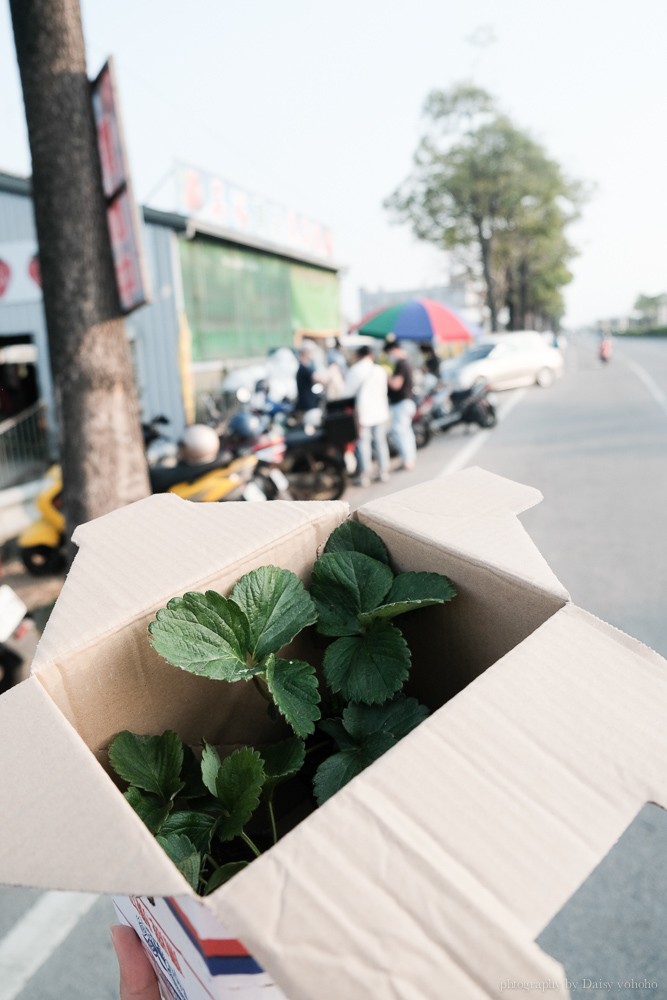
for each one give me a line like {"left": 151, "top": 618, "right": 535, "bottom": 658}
{"left": 441, "top": 332, "right": 564, "bottom": 390}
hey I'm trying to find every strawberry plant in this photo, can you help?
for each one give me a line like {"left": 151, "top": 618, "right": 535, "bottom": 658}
{"left": 109, "top": 520, "right": 456, "bottom": 893}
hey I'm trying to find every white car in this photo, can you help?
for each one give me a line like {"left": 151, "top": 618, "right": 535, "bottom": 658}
{"left": 441, "top": 332, "right": 564, "bottom": 391}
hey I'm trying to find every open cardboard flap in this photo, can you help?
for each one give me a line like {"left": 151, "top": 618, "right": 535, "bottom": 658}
{"left": 357, "top": 466, "right": 569, "bottom": 602}
{"left": 0, "top": 676, "right": 188, "bottom": 896}
{"left": 214, "top": 604, "right": 667, "bottom": 1000}
{"left": 32, "top": 494, "right": 349, "bottom": 672}
{"left": 0, "top": 470, "right": 664, "bottom": 998}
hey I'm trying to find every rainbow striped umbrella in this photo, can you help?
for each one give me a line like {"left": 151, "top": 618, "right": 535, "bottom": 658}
{"left": 351, "top": 298, "right": 475, "bottom": 343}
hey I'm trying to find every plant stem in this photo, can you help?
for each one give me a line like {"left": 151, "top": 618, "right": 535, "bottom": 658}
{"left": 252, "top": 675, "right": 272, "bottom": 703}
{"left": 205, "top": 854, "right": 220, "bottom": 870}
{"left": 240, "top": 831, "right": 262, "bottom": 858}
{"left": 268, "top": 794, "right": 278, "bottom": 845}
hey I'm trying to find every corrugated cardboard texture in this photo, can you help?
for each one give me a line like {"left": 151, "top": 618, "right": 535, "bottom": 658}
{"left": 1, "top": 471, "right": 664, "bottom": 998}
{"left": 33, "top": 495, "right": 348, "bottom": 672}
{"left": 357, "top": 466, "right": 569, "bottom": 602}
{"left": 0, "top": 677, "right": 188, "bottom": 895}
{"left": 216, "top": 604, "right": 667, "bottom": 1000}
{"left": 355, "top": 468, "right": 570, "bottom": 705}
{"left": 33, "top": 496, "right": 348, "bottom": 756}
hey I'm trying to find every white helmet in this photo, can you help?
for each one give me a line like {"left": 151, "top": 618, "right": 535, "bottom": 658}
{"left": 180, "top": 424, "right": 220, "bottom": 464}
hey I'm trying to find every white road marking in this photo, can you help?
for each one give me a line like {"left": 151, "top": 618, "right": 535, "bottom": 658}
{"left": 0, "top": 891, "right": 98, "bottom": 1000}
{"left": 438, "top": 388, "right": 527, "bottom": 476}
{"left": 622, "top": 356, "right": 667, "bottom": 419}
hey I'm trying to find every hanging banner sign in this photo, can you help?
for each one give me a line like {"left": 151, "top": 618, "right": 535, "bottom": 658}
{"left": 92, "top": 57, "right": 151, "bottom": 314}
{"left": 174, "top": 163, "right": 335, "bottom": 265}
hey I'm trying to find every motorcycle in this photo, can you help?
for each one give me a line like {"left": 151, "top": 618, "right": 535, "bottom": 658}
{"left": 226, "top": 387, "right": 356, "bottom": 502}
{"left": 142, "top": 414, "right": 178, "bottom": 467}
{"left": 18, "top": 433, "right": 282, "bottom": 576}
{"left": 427, "top": 380, "right": 497, "bottom": 434}
{"left": 599, "top": 337, "right": 613, "bottom": 363}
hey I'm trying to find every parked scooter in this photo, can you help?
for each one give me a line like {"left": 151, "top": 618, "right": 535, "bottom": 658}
{"left": 18, "top": 426, "right": 281, "bottom": 576}
{"left": 225, "top": 386, "right": 356, "bottom": 501}
{"left": 428, "top": 380, "right": 497, "bottom": 434}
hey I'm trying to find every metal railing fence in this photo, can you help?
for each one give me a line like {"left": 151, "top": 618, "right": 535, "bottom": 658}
{"left": 0, "top": 402, "right": 52, "bottom": 490}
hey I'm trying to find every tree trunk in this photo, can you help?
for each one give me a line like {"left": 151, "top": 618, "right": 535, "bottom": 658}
{"left": 505, "top": 265, "right": 516, "bottom": 331}
{"left": 476, "top": 223, "right": 498, "bottom": 331}
{"left": 517, "top": 257, "right": 529, "bottom": 330}
{"left": 10, "top": 0, "right": 150, "bottom": 554}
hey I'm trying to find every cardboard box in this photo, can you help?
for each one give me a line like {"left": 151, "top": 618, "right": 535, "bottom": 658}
{"left": 0, "top": 468, "right": 665, "bottom": 1000}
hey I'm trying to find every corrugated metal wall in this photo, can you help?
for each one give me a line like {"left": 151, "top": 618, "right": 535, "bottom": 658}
{"left": 0, "top": 188, "right": 55, "bottom": 442}
{"left": 0, "top": 183, "right": 186, "bottom": 452}
{"left": 126, "top": 222, "right": 186, "bottom": 439}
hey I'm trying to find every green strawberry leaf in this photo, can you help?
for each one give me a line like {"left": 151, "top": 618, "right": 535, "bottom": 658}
{"left": 323, "top": 621, "right": 410, "bottom": 704}
{"left": 323, "top": 520, "right": 390, "bottom": 564}
{"left": 311, "top": 551, "right": 394, "bottom": 637}
{"left": 231, "top": 566, "right": 317, "bottom": 661}
{"left": 313, "top": 731, "right": 397, "bottom": 805}
{"left": 156, "top": 832, "right": 202, "bottom": 891}
{"left": 180, "top": 745, "right": 209, "bottom": 799}
{"left": 202, "top": 746, "right": 266, "bottom": 842}
{"left": 259, "top": 736, "right": 306, "bottom": 789}
{"left": 109, "top": 730, "right": 184, "bottom": 800}
{"left": 318, "top": 718, "right": 358, "bottom": 750}
{"left": 159, "top": 810, "right": 217, "bottom": 852}
{"left": 149, "top": 591, "right": 255, "bottom": 680}
{"left": 360, "top": 571, "right": 457, "bottom": 623}
{"left": 265, "top": 656, "right": 321, "bottom": 737}
{"left": 124, "top": 787, "right": 172, "bottom": 835}
{"left": 342, "top": 697, "right": 429, "bottom": 741}
{"left": 204, "top": 860, "right": 249, "bottom": 894}
{"left": 200, "top": 742, "right": 224, "bottom": 798}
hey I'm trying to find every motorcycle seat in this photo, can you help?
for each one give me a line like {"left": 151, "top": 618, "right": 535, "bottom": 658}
{"left": 284, "top": 428, "right": 326, "bottom": 449}
{"left": 149, "top": 457, "right": 230, "bottom": 493}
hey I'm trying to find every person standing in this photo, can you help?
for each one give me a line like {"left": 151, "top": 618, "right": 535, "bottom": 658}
{"left": 384, "top": 337, "right": 417, "bottom": 471}
{"left": 344, "top": 345, "right": 391, "bottom": 486}
{"left": 295, "top": 343, "right": 325, "bottom": 426}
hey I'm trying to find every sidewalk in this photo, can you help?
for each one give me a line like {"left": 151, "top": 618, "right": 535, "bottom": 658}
{"left": 0, "top": 543, "right": 64, "bottom": 619}
{"left": 0, "top": 542, "right": 64, "bottom": 687}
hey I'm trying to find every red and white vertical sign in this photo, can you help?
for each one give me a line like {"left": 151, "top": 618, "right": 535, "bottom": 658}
{"left": 91, "top": 57, "right": 150, "bottom": 314}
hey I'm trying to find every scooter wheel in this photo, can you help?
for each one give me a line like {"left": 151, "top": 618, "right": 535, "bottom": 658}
{"left": 20, "top": 544, "right": 65, "bottom": 576}
{"left": 413, "top": 418, "right": 432, "bottom": 450}
{"left": 479, "top": 406, "right": 497, "bottom": 428}
{"left": 281, "top": 450, "right": 347, "bottom": 501}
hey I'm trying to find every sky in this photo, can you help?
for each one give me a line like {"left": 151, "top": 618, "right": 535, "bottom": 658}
{"left": 1, "top": 0, "right": 666, "bottom": 329}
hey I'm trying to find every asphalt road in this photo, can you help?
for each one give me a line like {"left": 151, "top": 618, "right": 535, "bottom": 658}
{"left": 1, "top": 332, "right": 666, "bottom": 999}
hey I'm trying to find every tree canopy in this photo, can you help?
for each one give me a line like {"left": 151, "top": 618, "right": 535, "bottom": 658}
{"left": 385, "top": 84, "right": 588, "bottom": 331}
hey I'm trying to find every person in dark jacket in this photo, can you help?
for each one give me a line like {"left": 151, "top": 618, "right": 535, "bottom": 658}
{"left": 385, "top": 337, "right": 417, "bottom": 470}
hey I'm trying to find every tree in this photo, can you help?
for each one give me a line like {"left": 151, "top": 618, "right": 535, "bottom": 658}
{"left": 10, "top": 0, "right": 150, "bottom": 556}
{"left": 633, "top": 293, "right": 666, "bottom": 327}
{"left": 385, "top": 83, "right": 586, "bottom": 331}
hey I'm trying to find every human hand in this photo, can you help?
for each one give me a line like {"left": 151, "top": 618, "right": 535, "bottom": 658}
{"left": 111, "top": 924, "right": 161, "bottom": 1000}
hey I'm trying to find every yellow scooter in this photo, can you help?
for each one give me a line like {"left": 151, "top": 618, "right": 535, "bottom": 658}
{"left": 18, "top": 465, "right": 66, "bottom": 575}
{"left": 18, "top": 448, "right": 273, "bottom": 576}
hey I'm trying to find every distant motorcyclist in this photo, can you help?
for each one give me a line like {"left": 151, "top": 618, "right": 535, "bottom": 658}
{"left": 599, "top": 335, "right": 613, "bottom": 363}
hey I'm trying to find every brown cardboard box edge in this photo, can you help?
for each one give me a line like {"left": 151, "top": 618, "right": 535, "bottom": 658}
{"left": 0, "top": 469, "right": 665, "bottom": 1000}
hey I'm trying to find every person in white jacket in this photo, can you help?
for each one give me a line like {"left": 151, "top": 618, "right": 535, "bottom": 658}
{"left": 344, "top": 345, "right": 391, "bottom": 487}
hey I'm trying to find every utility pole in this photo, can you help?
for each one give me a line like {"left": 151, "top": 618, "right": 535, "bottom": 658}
{"left": 10, "top": 0, "right": 150, "bottom": 554}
